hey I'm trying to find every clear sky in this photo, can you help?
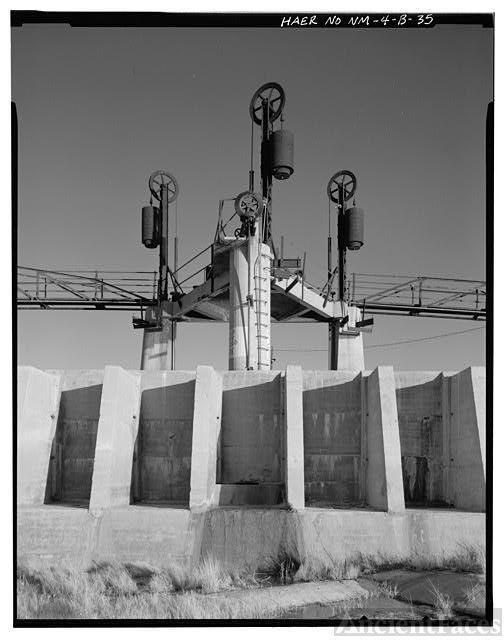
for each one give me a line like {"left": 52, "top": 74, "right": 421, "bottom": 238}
{"left": 12, "top": 19, "right": 492, "bottom": 371}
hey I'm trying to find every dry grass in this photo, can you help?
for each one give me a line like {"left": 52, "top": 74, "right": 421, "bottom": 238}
{"left": 16, "top": 542, "right": 485, "bottom": 620}
{"left": 16, "top": 560, "right": 282, "bottom": 620}
{"left": 428, "top": 580, "right": 454, "bottom": 620}
{"left": 463, "top": 580, "right": 486, "bottom": 612}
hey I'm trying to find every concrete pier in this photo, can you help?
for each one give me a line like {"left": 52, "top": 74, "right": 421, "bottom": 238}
{"left": 89, "top": 366, "right": 141, "bottom": 511}
{"left": 229, "top": 237, "right": 272, "bottom": 370}
{"left": 140, "top": 310, "right": 177, "bottom": 370}
{"left": 17, "top": 367, "right": 61, "bottom": 505}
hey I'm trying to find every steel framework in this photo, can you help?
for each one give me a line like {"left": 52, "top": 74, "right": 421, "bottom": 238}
{"left": 17, "top": 266, "right": 486, "bottom": 321}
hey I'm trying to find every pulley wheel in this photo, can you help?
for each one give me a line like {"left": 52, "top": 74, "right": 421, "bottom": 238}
{"left": 234, "top": 191, "right": 263, "bottom": 219}
{"left": 327, "top": 170, "right": 357, "bottom": 204}
{"left": 149, "top": 170, "right": 179, "bottom": 203}
{"left": 249, "top": 82, "right": 286, "bottom": 125}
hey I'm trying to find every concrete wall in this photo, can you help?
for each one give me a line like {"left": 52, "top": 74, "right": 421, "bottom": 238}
{"left": 394, "top": 370, "right": 486, "bottom": 512}
{"left": 18, "top": 506, "right": 484, "bottom": 572}
{"left": 303, "top": 371, "right": 363, "bottom": 507}
{"left": 17, "top": 365, "right": 486, "bottom": 568}
{"left": 45, "top": 370, "right": 104, "bottom": 506}
{"left": 395, "top": 372, "right": 446, "bottom": 506}
{"left": 131, "top": 371, "right": 196, "bottom": 506}
{"left": 218, "top": 371, "right": 283, "bottom": 492}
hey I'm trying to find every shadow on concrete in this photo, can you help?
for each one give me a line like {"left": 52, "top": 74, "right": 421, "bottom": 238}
{"left": 44, "top": 384, "right": 102, "bottom": 508}
{"left": 303, "top": 378, "right": 363, "bottom": 508}
{"left": 130, "top": 380, "right": 195, "bottom": 507}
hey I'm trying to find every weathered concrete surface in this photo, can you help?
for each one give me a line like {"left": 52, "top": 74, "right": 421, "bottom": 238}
{"left": 228, "top": 238, "right": 259, "bottom": 371}
{"left": 199, "top": 508, "right": 299, "bottom": 571}
{"left": 303, "top": 371, "right": 362, "bottom": 507}
{"left": 45, "top": 370, "right": 104, "bottom": 506}
{"left": 90, "top": 367, "right": 141, "bottom": 511}
{"left": 140, "top": 316, "right": 176, "bottom": 370}
{"left": 17, "top": 367, "right": 61, "bottom": 505}
{"left": 17, "top": 505, "right": 202, "bottom": 570}
{"left": 91, "top": 507, "right": 202, "bottom": 568}
{"left": 219, "top": 371, "right": 283, "bottom": 487}
{"left": 395, "top": 372, "right": 445, "bottom": 506}
{"left": 336, "top": 307, "right": 365, "bottom": 370}
{"left": 17, "top": 505, "right": 485, "bottom": 570}
{"left": 132, "top": 371, "right": 196, "bottom": 505}
{"left": 285, "top": 366, "right": 305, "bottom": 509}
{"left": 213, "top": 484, "right": 283, "bottom": 506}
{"left": 199, "top": 508, "right": 484, "bottom": 572}
{"left": 298, "top": 509, "right": 410, "bottom": 563}
{"left": 204, "top": 578, "right": 370, "bottom": 610}
{"left": 17, "top": 506, "right": 91, "bottom": 566}
{"left": 407, "top": 509, "right": 485, "bottom": 558}
{"left": 449, "top": 368, "right": 486, "bottom": 511}
{"left": 366, "top": 367, "right": 405, "bottom": 513}
{"left": 190, "top": 366, "right": 222, "bottom": 509}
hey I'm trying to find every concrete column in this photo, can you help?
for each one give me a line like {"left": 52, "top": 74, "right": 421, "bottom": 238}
{"left": 448, "top": 367, "right": 486, "bottom": 511}
{"left": 255, "top": 243, "right": 272, "bottom": 371}
{"left": 366, "top": 366, "right": 405, "bottom": 512}
{"left": 328, "top": 306, "right": 365, "bottom": 370}
{"left": 141, "top": 312, "right": 176, "bottom": 370}
{"left": 89, "top": 366, "right": 141, "bottom": 511}
{"left": 229, "top": 237, "right": 258, "bottom": 370}
{"left": 189, "top": 366, "right": 222, "bottom": 509}
{"left": 285, "top": 365, "right": 305, "bottom": 509}
{"left": 17, "top": 366, "right": 61, "bottom": 505}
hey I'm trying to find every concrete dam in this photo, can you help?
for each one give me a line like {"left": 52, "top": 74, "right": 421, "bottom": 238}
{"left": 17, "top": 364, "right": 485, "bottom": 570}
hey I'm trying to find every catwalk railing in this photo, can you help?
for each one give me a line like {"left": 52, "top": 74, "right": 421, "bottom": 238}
{"left": 17, "top": 266, "right": 486, "bottom": 321}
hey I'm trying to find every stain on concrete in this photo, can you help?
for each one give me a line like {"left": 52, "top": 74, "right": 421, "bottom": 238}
{"left": 45, "top": 377, "right": 103, "bottom": 506}
{"left": 132, "top": 379, "right": 195, "bottom": 506}
{"left": 303, "top": 374, "right": 362, "bottom": 507}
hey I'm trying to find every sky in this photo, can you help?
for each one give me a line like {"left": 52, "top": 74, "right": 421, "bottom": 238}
{"left": 12, "top": 18, "right": 492, "bottom": 371}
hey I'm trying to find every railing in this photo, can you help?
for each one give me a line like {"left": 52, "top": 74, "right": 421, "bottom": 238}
{"left": 348, "top": 273, "right": 486, "bottom": 319}
{"left": 17, "top": 267, "right": 158, "bottom": 309}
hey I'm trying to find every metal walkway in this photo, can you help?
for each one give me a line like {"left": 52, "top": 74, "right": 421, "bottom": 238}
{"left": 17, "top": 266, "right": 486, "bottom": 322}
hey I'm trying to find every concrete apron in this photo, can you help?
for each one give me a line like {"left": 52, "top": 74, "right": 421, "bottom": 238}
{"left": 17, "top": 506, "right": 485, "bottom": 571}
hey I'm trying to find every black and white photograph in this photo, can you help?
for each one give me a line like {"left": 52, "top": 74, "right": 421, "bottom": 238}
{"left": 12, "top": 7, "right": 494, "bottom": 628}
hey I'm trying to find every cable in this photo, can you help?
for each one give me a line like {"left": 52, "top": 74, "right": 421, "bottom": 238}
{"left": 273, "top": 326, "right": 485, "bottom": 352}
{"left": 365, "top": 325, "right": 485, "bottom": 350}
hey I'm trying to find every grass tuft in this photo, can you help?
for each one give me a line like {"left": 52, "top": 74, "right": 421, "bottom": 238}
{"left": 428, "top": 580, "right": 454, "bottom": 620}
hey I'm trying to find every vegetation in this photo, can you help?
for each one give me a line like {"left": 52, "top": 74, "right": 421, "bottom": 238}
{"left": 17, "top": 543, "right": 485, "bottom": 620}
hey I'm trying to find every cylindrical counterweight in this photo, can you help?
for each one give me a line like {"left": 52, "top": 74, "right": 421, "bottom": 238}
{"left": 142, "top": 205, "right": 159, "bottom": 248}
{"left": 270, "top": 129, "right": 294, "bottom": 180}
{"left": 344, "top": 207, "right": 364, "bottom": 250}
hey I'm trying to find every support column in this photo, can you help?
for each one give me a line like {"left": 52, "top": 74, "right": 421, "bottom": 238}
{"left": 189, "top": 366, "right": 222, "bottom": 509}
{"left": 285, "top": 365, "right": 305, "bottom": 509}
{"left": 17, "top": 366, "right": 61, "bottom": 505}
{"left": 366, "top": 366, "right": 405, "bottom": 512}
{"left": 255, "top": 242, "right": 272, "bottom": 370}
{"left": 141, "top": 312, "right": 176, "bottom": 370}
{"left": 89, "top": 366, "right": 141, "bottom": 511}
{"left": 229, "top": 237, "right": 258, "bottom": 370}
{"left": 328, "top": 305, "right": 365, "bottom": 370}
{"left": 448, "top": 367, "right": 486, "bottom": 511}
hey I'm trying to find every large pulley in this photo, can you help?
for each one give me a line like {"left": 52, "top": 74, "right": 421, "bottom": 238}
{"left": 327, "top": 170, "right": 357, "bottom": 204}
{"left": 249, "top": 82, "right": 286, "bottom": 125}
{"left": 234, "top": 190, "right": 263, "bottom": 238}
{"left": 149, "top": 170, "right": 179, "bottom": 203}
{"left": 234, "top": 191, "right": 263, "bottom": 219}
